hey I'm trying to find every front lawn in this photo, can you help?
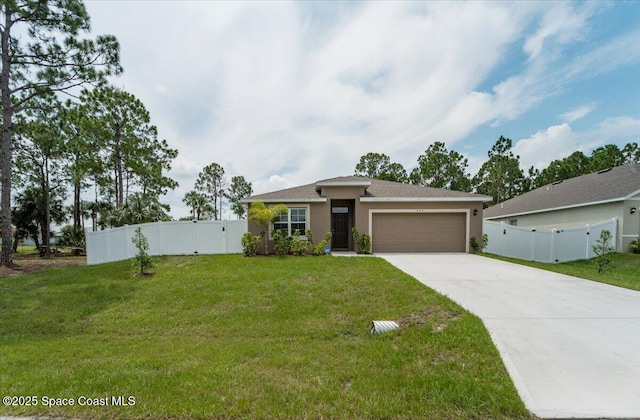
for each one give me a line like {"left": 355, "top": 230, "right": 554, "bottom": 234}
{"left": 483, "top": 252, "right": 640, "bottom": 291}
{"left": 0, "top": 255, "right": 530, "bottom": 419}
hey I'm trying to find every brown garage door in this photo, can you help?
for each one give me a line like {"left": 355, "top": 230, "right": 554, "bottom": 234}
{"left": 372, "top": 212, "right": 466, "bottom": 252}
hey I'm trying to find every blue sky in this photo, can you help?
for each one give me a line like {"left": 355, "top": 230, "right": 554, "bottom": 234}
{"left": 84, "top": 1, "right": 640, "bottom": 219}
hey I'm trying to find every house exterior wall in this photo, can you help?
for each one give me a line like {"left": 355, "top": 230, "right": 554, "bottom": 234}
{"left": 247, "top": 184, "right": 484, "bottom": 253}
{"left": 623, "top": 194, "right": 640, "bottom": 251}
{"left": 487, "top": 201, "right": 630, "bottom": 251}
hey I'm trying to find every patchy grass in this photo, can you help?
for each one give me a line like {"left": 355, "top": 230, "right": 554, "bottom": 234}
{"left": 0, "top": 255, "right": 531, "bottom": 419}
{"left": 483, "top": 252, "right": 640, "bottom": 291}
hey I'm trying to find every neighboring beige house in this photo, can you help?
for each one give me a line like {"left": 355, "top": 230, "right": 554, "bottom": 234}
{"left": 484, "top": 163, "right": 640, "bottom": 252}
{"left": 241, "top": 176, "right": 490, "bottom": 254}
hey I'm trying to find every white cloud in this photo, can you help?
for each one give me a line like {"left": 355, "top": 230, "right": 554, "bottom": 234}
{"left": 560, "top": 103, "right": 596, "bottom": 123}
{"left": 514, "top": 123, "right": 580, "bottom": 170}
{"left": 512, "top": 115, "right": 640, "bottom": 172}
{"left": 80, "top": 1, "right": 639, "bottom": 218}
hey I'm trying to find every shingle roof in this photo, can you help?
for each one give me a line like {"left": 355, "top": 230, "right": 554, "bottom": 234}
{"left": 242, "top": 176, "right": 490, "bottom": 202}
{"left": 484, "top": 163, "right": 640, "bottom": 219}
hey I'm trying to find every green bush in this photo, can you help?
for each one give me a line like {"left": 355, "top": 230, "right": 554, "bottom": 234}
{"left": 470, "top": 237, "right": 479, "bottom": 252}
{"left": 482, "top": 233, "right": 489, "bottom": 251}
{"left": 352, "top": 227, "right": 371, "bottom": 254}
{"left": 131, "top": 227, "right": 154, "bottom": 275}
{"left": 58, "top": 225, "right": 86, "bottom": 248}
{"left": 312, "top": 232, "right": 333, "bottom": 256}
{"left": 273, "top": 229, "right": 292, "bottom": 256}
{"left": 630, "top": 239, "right": 640, "bottom": 254}
{"left": 592, "top": 229, "right": 615, "bottom": 274}
{"left": 290, "top": 229, "right": 312, "bottom": 256}
{"left": 241, "top": 232, "right": 261, "bottom": 257}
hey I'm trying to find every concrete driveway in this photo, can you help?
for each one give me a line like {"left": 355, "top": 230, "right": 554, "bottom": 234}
{"left": 379, "top": 253, "right": 640, "bottom": 419}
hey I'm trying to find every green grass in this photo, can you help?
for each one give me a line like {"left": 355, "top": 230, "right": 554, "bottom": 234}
{"left": 483, "top": 252, "right": 640, "bottom": 291}
{"left": 0, "top": 255, "right": 531, "bottom": 419}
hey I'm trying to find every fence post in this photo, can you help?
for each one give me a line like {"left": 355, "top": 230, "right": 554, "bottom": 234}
{"left": 551, "top": 229, "right": 558, "bottom": 263}
{"left": 530, "top": 228, "right": 536, "bottom": 261}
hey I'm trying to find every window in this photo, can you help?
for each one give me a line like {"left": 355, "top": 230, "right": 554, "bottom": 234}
{"left": 509, "top": 219, "right": 518, "bottom": 226}
{"left": 272, "top": 207, "right": 307, "bottom": 236}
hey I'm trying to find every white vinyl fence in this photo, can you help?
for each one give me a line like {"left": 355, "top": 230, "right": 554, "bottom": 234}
{"left": 86, "top": 220, "right": 248, "bottom": 265}
{"left": 483, "top": 219, "right": 617, "bottom": 263}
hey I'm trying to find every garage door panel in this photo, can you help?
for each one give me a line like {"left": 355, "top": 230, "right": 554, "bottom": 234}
{"left": 372, "top": 213, "right": 466, "bottom": 252}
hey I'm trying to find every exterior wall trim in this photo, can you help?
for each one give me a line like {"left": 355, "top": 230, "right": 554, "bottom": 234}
{"left": 368, "top": 208, "right": 470, "bottom": 253}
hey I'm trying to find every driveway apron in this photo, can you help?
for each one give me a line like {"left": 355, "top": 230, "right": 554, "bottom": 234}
{"left": 380, "top": 253, "right": 640, "bottom": 419}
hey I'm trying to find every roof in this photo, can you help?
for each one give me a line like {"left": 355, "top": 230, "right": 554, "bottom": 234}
{"left": 484, "top": 163, "right": 640, "bottom": 219}
{"left": 241, "top": 176, "right": 491, "bottom": 203}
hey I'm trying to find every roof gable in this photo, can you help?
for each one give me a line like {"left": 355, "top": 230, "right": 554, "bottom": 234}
{"left": 484, "top": 163, "right": 640, "bottom": 219}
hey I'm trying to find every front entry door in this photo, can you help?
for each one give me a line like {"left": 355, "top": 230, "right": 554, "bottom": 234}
{"left": 332, "top": 212, "right": 349, "bottom": 249}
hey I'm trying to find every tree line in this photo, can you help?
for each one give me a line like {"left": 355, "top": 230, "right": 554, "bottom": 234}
{"left": 0, "top": 1, "right": 254, "bottom": 265}
{"left": 355, "top": 137, "right": 640, "bottom": 205}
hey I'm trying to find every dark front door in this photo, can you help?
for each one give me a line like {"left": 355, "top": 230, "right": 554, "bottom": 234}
{"left": 332, "top": 213, "right": 349, "bottom": 249}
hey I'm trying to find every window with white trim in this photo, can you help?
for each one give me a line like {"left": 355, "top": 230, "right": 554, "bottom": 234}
{"left": 272, "top": 207, "right": 307, "bottom": 236}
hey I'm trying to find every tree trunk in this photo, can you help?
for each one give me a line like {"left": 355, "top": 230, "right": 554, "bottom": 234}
{"left": 73, "top": 182, "right": 81, "bottom": 229}
{"left": 114, "top": 129, "right": 123, "bottom": 208}
{"left": 1, "top": 11, "right": 14, "bottom": 266}
{"left": 42, "top": 158, "right": 51, "bottom": 258}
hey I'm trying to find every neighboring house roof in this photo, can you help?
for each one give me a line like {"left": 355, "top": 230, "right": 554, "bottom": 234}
{"left": 484, "top": 163, "right": 640, "bottom": 219}
{"left": 241, "top": 176, "right": 491, "bottom": 203}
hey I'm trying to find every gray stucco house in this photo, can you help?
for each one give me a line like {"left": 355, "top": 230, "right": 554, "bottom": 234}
{"left": 241, "top": 176, "right": 491, "bottom": 254}
{"left": 484, "top": 163, "right": 640, "bottom": 252}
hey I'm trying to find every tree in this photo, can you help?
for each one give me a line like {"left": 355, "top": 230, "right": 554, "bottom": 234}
{"left": 534, "top": 151, "right": 590, "bottom": 187}
{"left": 247, "top": 200, "right": 287, "bottom": 255}
{"left": 105, "top": 193, "right": 171, "bottom": 227}
{"left": 622, "top": 142, "right": 639, "bottom": 164}
{"left": 182, "top": 190, "right": 213, "bottom": 220}
{"left": 409, "top": 141, "right": 471, "bottom": 191}
{"left": 12, "top": 186, "right": 66, "bottom": 252}
{"left": 592, "top": 229, "right": 615, "bottom": 274}
{"left": 354, "top": 152, "right": 408, "bottom": 183}
{"left": 60, "top": 99, "right": 103, "bottom": 230}
{"left": 473, "top": 136, "right": 524, "bottom": 205}
{"left": 227, "top": 176, "right": 253, "bottom": 219}
{"left": 80, "top": 86, "right": 178, "bottom": 209}
{"left": 14, "top": 96, "right": 67, "bottom": 257}
{"left": 195, "top": 163, "right": 226, "bottom": 220}
{"left": 1, "top": 0, "right": 121, "bottom": 266}
{"left": 588, "top": 144, "right": 625, "bottom": 172}
{"left": 131, "top": 227, "right": 153, "bottom": 275}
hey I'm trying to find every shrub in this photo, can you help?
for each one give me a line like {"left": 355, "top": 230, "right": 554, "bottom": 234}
{"left": 352, "top": 227, "right": 371, "bottom": 254}
{"left": 592, "top": 229, "right": 615, "bottom": 274}
{"left": 312, "top": 232, "right": 333, "bottom": 256}
{"left": 630, "top": 239, "right": 640, "bottom": 254}
{"left": 470, "top": 237, "right": 479, "bottom": 252}
{"left": 273, "top": 229, "right": 292, "bottom": 256}
{"left": 481, "top": 233, "right": 489, "bottom": 251}
{"left": 58, "top": 225, "right": 86, "bottom": 248}
{"left": 241, "top": 232, "right": 261, "bottom": 257}
{"left": 131, "top": 227, "right": 154, "bottom": 275}
{"left": 290, "top": 229, "right": 312, "bottom": 256}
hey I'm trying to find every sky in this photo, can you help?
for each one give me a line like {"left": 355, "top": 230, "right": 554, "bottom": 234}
{"left": 83, "top": 0, "right": 640, "bottom": 219}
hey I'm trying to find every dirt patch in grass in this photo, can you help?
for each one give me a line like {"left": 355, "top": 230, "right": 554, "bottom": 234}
{"left": 0, "top": 251, "right": 86, "bottom": 279}
{"left": 397, "top": 307, "right": 462, "bottom": 332}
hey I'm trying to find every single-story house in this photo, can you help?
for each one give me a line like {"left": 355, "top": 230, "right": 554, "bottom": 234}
{"left": 484, "top": 163, "right": 640, "bottom": 252}
{"left": 241, "top": 176, "right": 491, "bottom": 253}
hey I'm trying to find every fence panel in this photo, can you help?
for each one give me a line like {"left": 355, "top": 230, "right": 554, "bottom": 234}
{"left": 555, "top": 227, "right": 589, "bottom": 262}
{"left": 483, "top": 219, "right": 617, "bottom": 264}
{"left": 86, "top": 220, "right": 248, "bottom": 265}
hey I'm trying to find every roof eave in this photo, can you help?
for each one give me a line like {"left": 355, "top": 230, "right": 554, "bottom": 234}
{"left": 240, "top": 197, "right": 327, "bottom": 204}
{"left": 360, "top": 196, "right": 491, "bottom": 203}
{"left": 315, "top": 180, "right": 372, "bottom": 188}
{"left": 483, "top": 196, "right": 627, "bottom": 220}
